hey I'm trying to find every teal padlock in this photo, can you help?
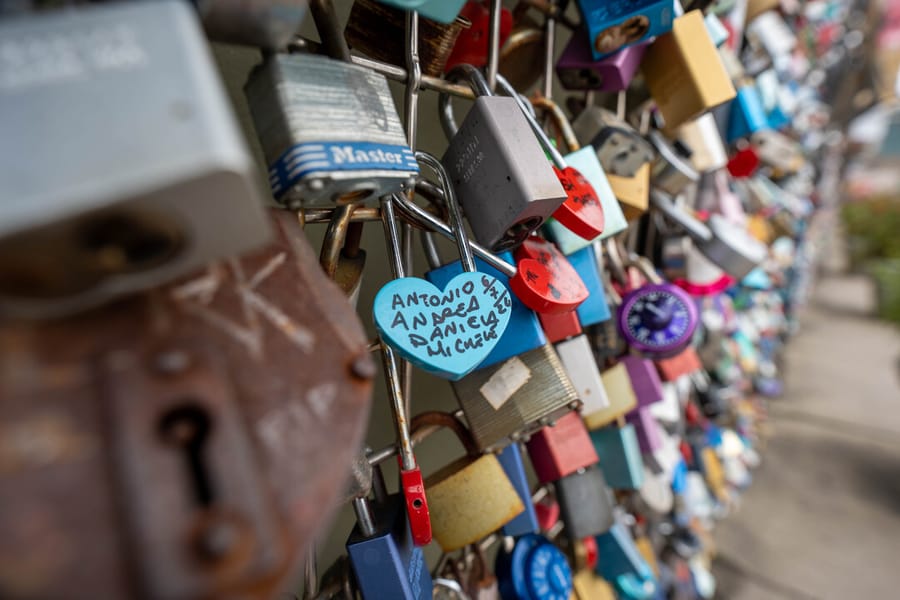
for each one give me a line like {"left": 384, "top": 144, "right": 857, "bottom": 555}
{"left": 376, "top": 0, "right": 466, "bottom": 24}
{"left": 374, "top": 153, "right": 511, "bottom": 380}
{"left": 726, "top": 84, "right": 769, "bottom": 143}
{"left": 533, "top": 96, "right": 627, "bottom": 255}
{"left": 591, "top": 424, "right": 644, "bottom": 490}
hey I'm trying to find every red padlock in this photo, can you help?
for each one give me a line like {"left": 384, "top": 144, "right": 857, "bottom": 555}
{"left": 445, "top": 1, "right": 513, "bottom": 71}
{"left": 539, "top": 310, "right": 583, "bottom": 344}
{"left": 526, "top": 411, "right": 599, "bottom": 483}
{"left": 512, "top": 236, "right": 590, "bottom": 314}
{"left": 726, "top": 146, "right": 760, "bottom": 178}
{"left": 655, "top": 346, "right": 703, "bottom": 381}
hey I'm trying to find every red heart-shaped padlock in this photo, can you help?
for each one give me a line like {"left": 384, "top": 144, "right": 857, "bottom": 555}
{"left": 511, "top": 237, "right": 589, "bottom": 314}
{"left": 727, "top": 147, "right": 760, "bottom": 178}
{"left": 551, "top": 165, "right": 605, "bottom": 239}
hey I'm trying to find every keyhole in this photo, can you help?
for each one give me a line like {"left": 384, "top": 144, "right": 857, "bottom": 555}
{"left": 158, "top": 404, "right": 215, "bottom": 506}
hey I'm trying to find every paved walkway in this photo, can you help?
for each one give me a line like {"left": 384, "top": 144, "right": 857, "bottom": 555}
{"left": 712, "top": 272, "right": 900, "bottom": 599}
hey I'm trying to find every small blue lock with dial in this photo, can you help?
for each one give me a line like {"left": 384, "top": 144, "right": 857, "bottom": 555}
{"left": 496, "top": 533, "right": 573, "bottom": 600}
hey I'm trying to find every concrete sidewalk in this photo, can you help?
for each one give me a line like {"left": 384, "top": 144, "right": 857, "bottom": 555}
{"left": 711, "top": 273, "right": 900, "bottom": 599}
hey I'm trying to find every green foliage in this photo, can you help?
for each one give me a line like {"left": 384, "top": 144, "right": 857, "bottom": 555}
{"left": 843, "top": 197, "right": 900, "bottom": 324}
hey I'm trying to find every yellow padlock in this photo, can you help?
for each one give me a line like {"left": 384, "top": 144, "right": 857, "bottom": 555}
{"left": 583, "top": 363, "right": 638, "bottom": 430}
{"left": 411, "top": 411, "right": 524, "bottom": 552}
{"left": 700, "top": 447, "right": 728, "bottom": 502}
{"left": 640, "top": 10, "right": 736, "bottom": 129}
{"left": 571, "top": 570, "right": 617, "bottom": 600}
{"left": 606, "top": 163, "right": 650, "bottom": 222}
{"left": 634, "top": 535, "right": 660, "bottom": 578}
{"left": 746, "top": 214, "right": 775, "bottom": 244}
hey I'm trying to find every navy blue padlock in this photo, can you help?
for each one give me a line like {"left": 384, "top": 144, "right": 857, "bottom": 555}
{"left": 595, "top": 523, "right": 657, "bottom": 599}
{"left": 568, "top": 243, "right": 612, "bottom": 327}
{"left": 496, "top": 533, "right": 573, "bottom": 600}
{"left": 346, "top": 492, "right": 432, "bottom": 599}
{"left": 426, "top": 248, "right": 547, "bottom": 369}
{"left": 498, "top": 443, "right": 540, "bottom": 537}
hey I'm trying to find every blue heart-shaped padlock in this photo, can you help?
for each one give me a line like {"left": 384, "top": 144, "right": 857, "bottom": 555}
{"left": 374, "top": 272, "right": 512, "bottom": 380}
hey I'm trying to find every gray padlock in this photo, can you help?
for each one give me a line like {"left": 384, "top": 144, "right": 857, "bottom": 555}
{"left": 244, "top": 52, "right": 418, "bottom": 209}
{"left": 650, "top": 191, "right": 767, "bottom": 280}
{"left": 555, "top": 465, "right": 616, "bottom": 538}
{"left": 0, "top": 0, "right": 271, "bottom": 319}
{"left": 570, "top": 104, "right": 655, "bottom": 177}
{"left": 450, "top": 343, "right": 582, "bottom": 453}
{"left": 439, "top": 64, "right": 567, "bottom": 251}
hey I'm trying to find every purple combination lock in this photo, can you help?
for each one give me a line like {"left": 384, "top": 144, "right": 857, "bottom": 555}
{"left": 556, "top": 28, "right": 648, "bottom": 92}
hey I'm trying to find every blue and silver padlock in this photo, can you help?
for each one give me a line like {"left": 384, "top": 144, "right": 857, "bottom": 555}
{"left": 496, "top": 533, "right": 574, "bottom": 600}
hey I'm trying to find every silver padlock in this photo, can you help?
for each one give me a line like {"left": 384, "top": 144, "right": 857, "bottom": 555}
{"left": 244, "top": 52, "right": 418, "bottom": 208}
{"left": 439, "top": 64, "right": 567, "bottom": 251}
{"left": 0, "top": 0, "right": 271, "bottom": 318}
{"left": 450, "top": 343, "right": 582, "bottom": 453}
{"left": 554, "top": 333, "right": 611, "bottom": 417}
{"left": 648, "top": 130, "right": 699, "bottom": 196}
{"left": 650, "top": 191, "right": 767, "bottom": 280}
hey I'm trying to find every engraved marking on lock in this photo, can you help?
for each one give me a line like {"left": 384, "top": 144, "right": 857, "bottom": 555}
{"left": 479, "top": 356, "right": 532, "bottom": 410}
{"left": 0, "top": 24, "right": 148, "bottom": 91}
{"left": 257, "top": 382, "right": 338, "bottom": 465}
{"left": 0, "top": 414, "right": 96, "bottom": 474}
{"left": 171, "top": 253, "right": 315, "bottom": 358}
{"left": 453, "top": 134, "right": 485, "bottom": 185}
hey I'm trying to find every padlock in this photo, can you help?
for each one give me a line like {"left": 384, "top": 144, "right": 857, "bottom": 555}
{"left": 512, "top": 236, "right": 591, "bottom": 314}
{"left": 575, "top": 0, "right": 674, "bottom": 59}
{"left": 410, "top": 412, "right": 525, "bottom": 551}
{"left": 439, "top": 65, "right": 566, "bottom": 250}
{"left": 346, "top": 488, "right": 432, "bottom": 599}
{"left": 640, "top": 10, "right": 736, "bottom": 129}
{"left": 0, "top": 0, "right": 271, "bottom": 318}
{"left": 655, "top": 346, "right": 702, "bottom": 381}
{"left": 648, "top": 131, "right": 700, "bottom": 197}
{"left": 726, "top": 146, "right": 761, "bottom": 178}
{"left": 595, "top": 523, "right": 658, "bottom": 599}
{"left": 573, "top": 570, "right": 618, "bottom": 599}
{"left": 497, "top": 2, "right": 546, "bottom": 91}
{"left": 374, "top": 157, "right": 511, "bottom": 381}
{"left": 0, "top": 209, "right": 374, "bottom": 599}
{"left": 530, "top": 96, "right": 628, "bottom": 254}
{"left": 497, "top": 443, "right": 540, "bottom": 536}
{"left": 703, "top": 12, "right": 729, "bottom": 47}
{"left": 345, "top": 0, "right": 471, "bottom": 77}
{"left": 495, "top": 533, "right": 574, "bottom": 600}
{"left": 539, "top": 309, "right": 584, "bottom": 344}
{"left": 493, "top": 76, "right": 606, "bottom": 241}
{"left": 673, "top": 243, "right": 734, "bottom": 298}
{"left": 373, "top": 0, "right": 467, "bottom": 22}
{"left": 584, "top": 362, "right": 639, "bottom": 430}
{"left": 244, "top": 52, "right": 418, "bottom": 208}
{"left": 675, "top": 114, "right": 728, "bottom": 173}
{"left": 461, "top": 544, "right": 502, "bottom": 600}
{"left": 571, "top": 105, "right": 655, "bottom": 178}
{"left": 625, "top": 406, "right": 664, "bottom": 453}
{"left": 621, "top": 355, "right": 665, "bottom": 407}
{"left": 319, "top": 205, "right": 368, "bottom": 307}
{"left": 697, "top": 446, "right": 728, "bottom": 502}
{"left": 556, "top": 27, "right": 648, "bottom": 91}
{"left": 195, "top": 0, "right": 308, "bottom": 49}
{"left": 445, "top": 1, "right": 514, "bottom": 71}
{"left": 607, "top": 163, "right": 652, "bottom": 222}
{"left": 750, "top": 130, "right": 804, "bottom": 174}
{"left": 526, "top": 411, "right": 600, "bottom": 483}
{"left": 650, "top": 191, "right": 767, "bottom": 280}
{"left": 450, "top": 343, "right": 581, "bottom": 453}
{"left": 555, "top": 465, "right": 616, "bottom": 538}
{"left": 591, "top": 423, "right": 645, "bottom": 489}
{"left": 725, "top": 84, "right": 769, "bottom": 143}
{"left": 554, "top": 333, "right": 612, "bottom": 416}
{"left": 615, "top": 255, "right": 699, "bottom": 359}
{"left": 570, "top": 243, "right": 614, "bottom": 326}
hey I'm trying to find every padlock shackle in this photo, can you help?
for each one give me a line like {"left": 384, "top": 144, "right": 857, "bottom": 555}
{"left": 493, "top": 75, "right": 567, "bottom": 169}
{"left": 393, "top": 193, "right": 517, "bottom": 277}
{"left": 410, "top": 411, "right": 481, "bottom": 457}
{"left": 649, "top": 130, "right": 699, "bottom": 184}
{"left": 531, "top": 95, "right": 581, "bottom": 153}
{"left": 439, "top": 64, "right": 494, "bottom": 139}
{"left": 416, "top": 151, "right": 476, "bottom": 273}
{"left": 380, "top": 196, "right": 406, "bottom": 280}
{"left": 649, "top": 190, "right": 714, "bottom": 244}
{"left": 626, "top": 254, "right": 663, "bottom": 285}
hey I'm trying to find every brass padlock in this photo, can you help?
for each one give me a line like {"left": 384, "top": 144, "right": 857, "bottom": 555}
{"left": 640, "top": 10, "right": 736, "bottom": 129}
{"left": 410, "top": 412, "right": 525, "bottom": 552}
{"left": 583, "top": 362, "right": 638, "bottom": 430}
{"left": 606, "top": 163, "right": 651, "bottom": 222}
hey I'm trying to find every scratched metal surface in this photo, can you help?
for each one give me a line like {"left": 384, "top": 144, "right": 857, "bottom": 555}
{"left": 0, "top": 209, "right": 375, "bottom": 599}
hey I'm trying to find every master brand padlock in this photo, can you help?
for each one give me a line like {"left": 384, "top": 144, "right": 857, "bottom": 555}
{"left": 346, "top": 487, "right": 432, "bottom": 599}
{"left": 496, "top": 533, "right": 573, "bottom": 600}
{"left": 196, "top": 0, "right": 307, "bottom": 49}
{"left": 450, "top": 343, "right": 581, "bottom": 453}
{"left": 440, "top": 65, "right": 566, "bottom": 250}
{"left": 376, "top": 0, "right": 467, "bottom": 23}
{"left": 640, "top": 10, "right": 736, "bottom": 129}
{"left": 526, "top": 411, "right": 600, "bottom": 483}
{"left": 410, "top": 412, "right": 525, "bottom": 551}
{"left": 345, "top": 0, "right": 471, "bottom": 77}
{"left": 584, "top": 362, "right": 639, "bottom": 430}
{"left": 555, "top": 465, "right": 616, "bottom": 537}
{"left": 591, "top": 424, "right": 645, "bottom": 489}
{"left": 556, "top": 27, "right": 648, "bottom": 92}
{"left": 0, "top": 0, "right": 271, "bottom": 318}
{"left": 575, "top": 0, "right": 674, "bottom": 59}
{"left": 554, "top": 333, "right": 612, "bottom": 416}
{"left": 498, "top": 443, "right": 540, "bottom": 537}
{"left": 244, "top": 52, "right": 418, "bottom": 208}
{"left": 530, "top": 96, "right": 628, "bottom": 254}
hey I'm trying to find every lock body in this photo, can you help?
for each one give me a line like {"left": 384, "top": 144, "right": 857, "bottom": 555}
{"left": 555, "top": 466, "right": 616, "bottom": 537}
{"left": 726, "top": 85, "right": 769, "bottom": 142}
{"left": 595, "top": 523, "right": 657, "bottom": 599}
{"left": 496, "top": 534, "right": 574, "bottom": 600}
{"left": 245, "top": 53, "right": 418, "bottom": 208}
{"left": 527, "top": 411, "right": 599, "bottom": 482}
{"left": 584, "top": 363, "right": 639, "bottom": 429}
{"left": 640, "top": 10, "right": 736, "bottom": 129}
{"left": 621, "top": 356, "right": 664, "bottom": 407}
{"left": 345, "top": 0, "right": 469, "bottom": 77}
{"left": 607, "top": 164, "right": 652, "bottom": 222}
{"left": 556, "top": 28, "right": 648, "bottom": 91}
{"left": 445, "top": 1, "right": 513, "bottom": 71}
{"left": 451, "top": 343, "right": 581, "bottom": 452}
{"left": 625, "top": 406, "right": 664, "bottom": 453}
{"left": 575, "top": 0, "right": 674, "bottom": 59}
{"left": 498, "top": 443, "right": 540, "bottom": 536}
{"left": 590, "top": 425, "right": 645, "bottom": 489}
{"left": 443, "top": 97, "right": 567, "bottom": 250}
{"left": 554, "top": 334, "right": 611, "bottom": 415}
{"left": 347, "top": 495, "right": 432, "bottom": 599}
{"left": 572, "top": 107, "right": 655, "bottom": 178}
{"left": 197, "top": 0, "right": 308, "bottom": 49}
{"left": 0, "top": 0, "right": 271, "bottom": 318}
{"left": 676, "top": 114, "right": 728, "bottom": 173}
{"left": 377, "top": 0, "right": 467, "bottom": 24}
{"left": 655, "top": 347, "right": 702, "bottom": 381}
{"left": 569, "top": 244, "right": 613, "bottom": 326}
{"left": 649, "top": 131, "right": 700, "bottom": 197}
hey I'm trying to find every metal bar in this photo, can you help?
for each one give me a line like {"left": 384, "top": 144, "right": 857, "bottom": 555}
{"left": 542, "top": 5, "right": 556, "bottom": 99}
{"left": 350, "top": 55, "right": 476, "bottom": 99}
{"left": 309, "top": 0, "right": 351, "bottom": 61}
{"left": 486, "top": 0, "right": 502, "bottom": 90}
{"left": 380, "top": 341, "right": 416, "bottom": 472}
{"left": 299, "top": 207, "right": 382, "bottom": 224}
{"left": 380, "top": 196, "right": 406, "bottom": 280}
{"left": 415, "top": 152, "right": 475, "bottom": 272}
